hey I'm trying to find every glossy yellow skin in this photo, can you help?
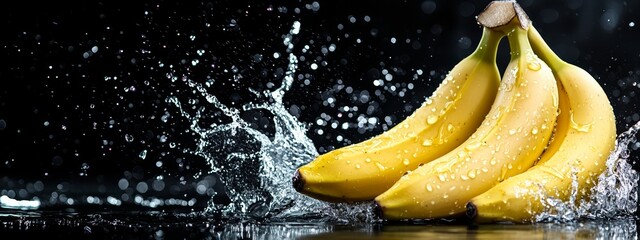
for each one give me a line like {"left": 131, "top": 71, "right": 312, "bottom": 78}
{"left": 468, "top": 26, "right": 616, "bottom": 223}
{"left": 375, "top": 21, "right": 559, "bottom": 220}
{"left": 295, "top": 28, "right": 503, "bottom": 202}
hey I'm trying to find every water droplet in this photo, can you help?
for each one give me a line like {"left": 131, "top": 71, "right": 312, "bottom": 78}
{"left": 438, "top": 174, "right": 446, "bottom": 181}
{"left": 527, "top": 61, "right": 541, "bottom": 71}
{"left": 531, "top": 127, "right": 539, "bottom": 135}
{"left": 490, "top": 158, "right": 497, "bottom": 165}
{"left": 443, "top": 193, "right": 449, "bottom": 199}
{"left": 365, "top": 158, "right": 371, "bottom": 163}
{"left": 426, "top": 184, "right": 433, "bottom": 192}
{"left": 447, "top": 123, "right": 454, "bottom": 132}
{"left": 509, "top": 128, "right": 517, "bottom": 135}
{"left": 125, "top": 134, "right": 134, "bottom": 142}
{"left": 569, "top": 111, "right": 593, "bottom": 132}
{"left": 356, "top": 164, "right": 361, "bottom": 169}
{"left": 499, "top": 165, "right": 508, "bottom": 181}
{"left": 468, "top": 169, "right": 477, "bottom": 179}
{"left": 427, "top": 115, "right": 439, "bottom": 125}
{"left": 465, "top": 141, "right": 481, "bottom": 151}
{"left": 422, "top": 138, "right": 433, "bottom": 146}
{"left": 425, "top": 98, "right": 433, "bottom": 105}
{"left": 402, "top": 159, "right": 410, "bottom": 166}
{"left": 376, "top": 162, "right": 386, "bottom": 171}
{"left": 139, "top": 150, "right": 147, "bottom": 160}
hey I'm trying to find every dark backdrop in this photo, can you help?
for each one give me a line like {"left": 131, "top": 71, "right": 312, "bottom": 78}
{"left": 1, "top": 0, "right": 639, "bottom": 211}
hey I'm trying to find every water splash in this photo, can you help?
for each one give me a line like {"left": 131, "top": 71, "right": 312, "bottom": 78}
{"left": 167, "top": 21, "right": 377, "bottom": 222}
{"left": 536, "top": 120, "right": 640, "bottom": 222}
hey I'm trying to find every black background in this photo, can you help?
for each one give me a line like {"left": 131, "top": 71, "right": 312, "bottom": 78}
{"left": 1, "top": 0, "right": 639, "bottom": 212}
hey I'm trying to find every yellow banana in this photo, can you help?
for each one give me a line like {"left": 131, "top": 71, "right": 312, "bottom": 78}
{"left": 292, "top": 27, "right": 504, "bottom": 202}
{"left": 466, "top": 24, "right": 617, "bottom": 223}
{"left": 374, "top": 2, "right": 559, "bottom": 220}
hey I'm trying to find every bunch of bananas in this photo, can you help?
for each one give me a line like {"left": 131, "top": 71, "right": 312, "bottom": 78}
{"left": 292, "top": 1, "right": 616, "bottom": 223}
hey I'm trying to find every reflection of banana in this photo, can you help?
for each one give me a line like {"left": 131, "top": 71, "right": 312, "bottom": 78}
{"left": 291, "top": 27, "right": 503, "bottom": 202}
{"left": 374, "top": 5, "right": 559, "bottom": 219}
{"left": 466, "top": 25, "right": 617, "bottom": 223}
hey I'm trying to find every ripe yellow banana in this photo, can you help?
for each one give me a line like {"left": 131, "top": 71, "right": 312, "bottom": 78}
{"left": 292, "top": 27, "right": 504, "bottom": 202}
{"left": 466, "top": 25, "right": 617, "bottom": 223}
{"left": 374, "top": 3, "right": 559, "bottom": 220}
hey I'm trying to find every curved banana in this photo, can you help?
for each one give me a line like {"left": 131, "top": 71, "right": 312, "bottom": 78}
{"left": 466, "top": 25, "right": 617, "bottom": 223}
{"left": 292, "top": 27, "right": 504, "bottom": 202}
{"left": 374, "top": 4, "right": 559, "bottom": 220}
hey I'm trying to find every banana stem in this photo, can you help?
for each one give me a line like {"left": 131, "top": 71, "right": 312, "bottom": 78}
{"left": 528, "top": 26, "right": 568, "bottom": 69}
{"left": 506, "top": 26, "right": 533, "bottom": 61}
{"left": 471, "top": 28, "right": 503, "bottom": 62}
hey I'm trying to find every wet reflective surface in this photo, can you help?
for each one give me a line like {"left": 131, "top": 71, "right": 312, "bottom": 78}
{"left": 1, "top": 210, "right": 637, "bottom": 239}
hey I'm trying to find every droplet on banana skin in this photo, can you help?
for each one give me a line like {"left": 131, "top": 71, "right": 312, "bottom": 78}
{"left": 468, "top": 169, "right": 477, "bottom": 179}
{"left": 438, "top": 174, "right": 446, "bottom": 182}
{"left": 447, "top": 123, "right": 454, "bottom": 132}
{"left": 527, "top": 61, "right": 541, "bottom": 71}
{"left": 375, "top": 162, "right": 386, "bottom": 171}
{"left": 422, "top": 139, "right": 433, "bottom": 146}
{"left": 465, "top": 141, "right": 482, "bottom": 151}
{"left": 427, "top": 115, "right": 439, "bottom": 125}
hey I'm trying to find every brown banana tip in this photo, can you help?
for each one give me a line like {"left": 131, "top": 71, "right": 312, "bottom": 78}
{"left": 466, "top": 202, "right": 478, "bottom": 220}
{"left": 292, "top": 169, "right": 305, "bottom": 192}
